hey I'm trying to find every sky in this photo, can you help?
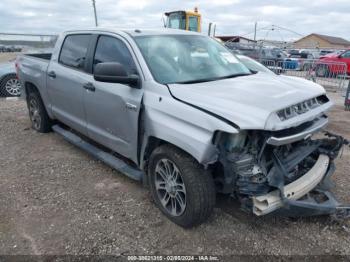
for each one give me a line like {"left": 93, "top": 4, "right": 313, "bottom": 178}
{"left": 0, "top": 0, "right": 349, "bottom": 41}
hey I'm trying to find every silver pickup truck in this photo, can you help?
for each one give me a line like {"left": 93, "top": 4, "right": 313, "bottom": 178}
{"left": 17, "top": 28, "right": 348, "bottom": 227}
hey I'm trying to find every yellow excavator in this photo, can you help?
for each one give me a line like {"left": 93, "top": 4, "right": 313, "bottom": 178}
{"left": 164, "top": 7, "right": 201, "bottom": 32}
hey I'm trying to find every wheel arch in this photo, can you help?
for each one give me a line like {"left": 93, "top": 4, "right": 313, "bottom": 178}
{"left": 24, "top": 81, "right": 54, "bottom": 119}
{"left": 140, "top": 135, "right": 217, "bottom": 175}
{"left": 24, "top": 81, "right": 40, "bottom": 96}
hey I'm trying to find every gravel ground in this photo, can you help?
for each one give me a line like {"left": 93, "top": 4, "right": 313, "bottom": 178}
{"left": 1, "top": 91, "right": 350, "bottom": 257}
{"left": 0, "top": 53, "right": 19, "bottom": 63}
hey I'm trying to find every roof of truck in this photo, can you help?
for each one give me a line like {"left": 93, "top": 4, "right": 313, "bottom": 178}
{"left": 63, "top": 28, "right": 201, "bottom": 37}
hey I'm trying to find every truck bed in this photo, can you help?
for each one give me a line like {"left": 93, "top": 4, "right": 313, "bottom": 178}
{"left": 25, "top": 53, "right": 52, "bottom": 61}
{"left": 17, "top": 53, "right": 52, "bottom": 99}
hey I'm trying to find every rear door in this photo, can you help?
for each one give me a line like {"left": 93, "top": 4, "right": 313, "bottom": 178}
{"left": 47, "top": 34, "right": 93, "bottom": 135}
{"left": 83, "top": 35, "right": 144, "bottom": 162}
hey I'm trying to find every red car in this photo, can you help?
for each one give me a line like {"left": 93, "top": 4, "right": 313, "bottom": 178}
{"left": 315, "top": 49, "right": 350, "bottom": 77}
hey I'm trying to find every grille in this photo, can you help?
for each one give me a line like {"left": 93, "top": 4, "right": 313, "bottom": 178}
{"left": 277, "top": 95, "right": 329, "bottom": 121}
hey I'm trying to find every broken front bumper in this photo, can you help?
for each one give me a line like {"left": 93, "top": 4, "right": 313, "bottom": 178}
{"left": 253, "top": 154, "right": 330, "bottom": 216}
{"left": 252, "top": 153, "right": 350, "bottom": 217}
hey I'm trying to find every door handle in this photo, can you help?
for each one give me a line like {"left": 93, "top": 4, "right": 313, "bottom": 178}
{"left": 47, "top": 71, "right": 56, "bottom": 78}
{"left": 83, "top": 82, "right": 95, "bottom": 92}
{"left": 125, "top": 102, "right": 137, "bottom": 111}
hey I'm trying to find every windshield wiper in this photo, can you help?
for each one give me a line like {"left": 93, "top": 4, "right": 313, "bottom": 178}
{"left": 174, "top": 73, "right": 252, "bottom": 84}
{"left": 175, "top": 78, "right": 220, "bottom": 84}
{"left": 218, "top": 73, "right": 252, "bottom": 80}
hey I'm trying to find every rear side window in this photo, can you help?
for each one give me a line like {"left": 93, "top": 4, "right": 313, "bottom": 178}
{"left": 59, "top": 34, "right": 91, "bottom": 70}
{"left": 93, "top": 36, "right": 136, "bottom": 74}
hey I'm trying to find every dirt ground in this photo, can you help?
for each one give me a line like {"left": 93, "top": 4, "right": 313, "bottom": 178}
{"left": 0, "top": 53, "right": 19, "bottom": 63}
{"left": 1, "top": 54, "right": 350, "bottom": 257}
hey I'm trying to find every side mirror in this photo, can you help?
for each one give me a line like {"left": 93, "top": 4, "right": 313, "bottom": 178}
{"left": 94, "top": 62, "right": 140, "bottom": 88}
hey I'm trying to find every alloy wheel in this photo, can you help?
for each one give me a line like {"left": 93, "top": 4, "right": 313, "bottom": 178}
{"left": 29, "top": 98, "right": 41, "bottom": 130}
{"left": 154, "top": 159, "right": 186, "bottom": 216}
{"left": 5, "top": 78, "right": 21, "bottom": 96}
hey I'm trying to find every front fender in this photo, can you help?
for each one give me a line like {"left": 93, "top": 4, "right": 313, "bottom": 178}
{"left": 141, "top": 85, "right": 238, "bottom": 166}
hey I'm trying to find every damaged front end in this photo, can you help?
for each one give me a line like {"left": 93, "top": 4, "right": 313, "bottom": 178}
{"left": 213, "top": 116, "right": 349, "bottom": 217}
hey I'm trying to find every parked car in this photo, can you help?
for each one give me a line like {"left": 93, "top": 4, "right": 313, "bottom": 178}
{"left": 236, "top": 55, "right": 275, "bottom": 75}
{"left": 225, "top": 42, "right": 261, "bottom": 60}
{"left": 319, "top": 50, "right": 345, "bottom": 59}
{"left": 300, "top": 49, "right": 320, "bottom": 59}
{"left": 283, "top": 57, "right": 316, "bottom": 71}
{"left": 17, "top": 29, "right": 348, "bottom": 227}
{"left": 315, "top": 49, "right": 350, "bottom": 77}
{"left": 287, "top": 49, "right": 300, "bottom": 56}
{"left": 0, "top": 45, "right": 22, "bottom": 53}
{"left": 237, "top": 54, "right": 286, "bottom": 74}
{"left": 225, "top": 43, "right": 288, "bottom": 69}
{"left": 319, "top": 50, "right": 334, "bottom": 57}
{"left": 0, "top": 61, "right": 21, "bottom": 97}
{"left": 284, "top": 50, "right": 314, "bottom": 71}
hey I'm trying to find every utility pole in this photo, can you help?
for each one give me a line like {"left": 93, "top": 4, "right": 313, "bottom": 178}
{"left": 253, "top": 21, "right": 257, "bottom": 41}
{"left": 92, "top": 0, "right": 98, "bottom": 27}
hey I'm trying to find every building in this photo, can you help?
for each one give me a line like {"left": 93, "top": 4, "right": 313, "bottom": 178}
{"left": 215, "top": 35, "right": 256, "bottom": 44}
{"left": 293, "top": 33, "right": 350, "bottom": 49}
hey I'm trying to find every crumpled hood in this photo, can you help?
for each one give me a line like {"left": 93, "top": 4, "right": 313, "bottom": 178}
{"left": 168, "top": 72, "right": 327, "bottom": 130}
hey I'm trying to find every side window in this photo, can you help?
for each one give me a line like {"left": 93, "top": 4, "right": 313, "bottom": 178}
{"left": 93, "top": 36, "right": 136, "bottom": 74}
{"left": 59, "top": 35, "right": 91, "bottom": 70}
{"left": 341, "top": 51, "right": 350, "bottom": 58}
{"left": 188, "top": 16, "right": 198, "bottom": 32}
{"left": 167, "top": 13, "right": 186, "bottom": 30}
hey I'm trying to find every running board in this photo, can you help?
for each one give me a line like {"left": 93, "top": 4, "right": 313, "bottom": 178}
{"left": 52, "top": 125, "right": 144, "bottom": 181}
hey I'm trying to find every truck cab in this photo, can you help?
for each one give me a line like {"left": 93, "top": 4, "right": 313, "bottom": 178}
{"left": 165, "top": 8, "right": 201, "bottom": 32}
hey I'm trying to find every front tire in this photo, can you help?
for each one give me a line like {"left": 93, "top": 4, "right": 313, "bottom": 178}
{"left": 27, "top": 91, "right": 52, "bottom": 133}
{"left": 148, "top": 145, "right": 216, "bottom": 228}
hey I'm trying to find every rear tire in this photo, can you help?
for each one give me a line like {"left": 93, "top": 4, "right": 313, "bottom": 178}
{"left": 27, "top": 91, "right": 52, "bottom": 133}
{"left": 148, "top": 144, "right": 216, "bottom": 228}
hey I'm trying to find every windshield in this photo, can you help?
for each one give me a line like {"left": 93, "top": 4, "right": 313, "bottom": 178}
{"left": 134, "top": 35, "right": 251, "bottom": 84}
{"left": 237, "top": 55, "right": 274, "bottom": 75}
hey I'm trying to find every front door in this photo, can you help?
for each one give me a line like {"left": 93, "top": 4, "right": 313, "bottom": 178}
{"left": 338, "top": 50, "right": 350, "bottom": 74}
{"left": 83, "top": 35, "right": 143, "bottom": 162}
{"left": 47, "top": 34, "right": 92, "bottom": 135}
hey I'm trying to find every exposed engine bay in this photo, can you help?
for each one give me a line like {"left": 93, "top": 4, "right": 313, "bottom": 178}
{"left": 213, "top": 117, "right": 349, "bottom": 217}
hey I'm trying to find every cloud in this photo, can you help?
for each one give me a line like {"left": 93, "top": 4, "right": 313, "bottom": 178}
{"left": 0, "top": 0, "right": 349, "bottom": 41}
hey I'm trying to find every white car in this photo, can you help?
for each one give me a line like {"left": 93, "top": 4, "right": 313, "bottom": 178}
{"left": 0, "top": 61, "right": 21, "bottom": 97}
